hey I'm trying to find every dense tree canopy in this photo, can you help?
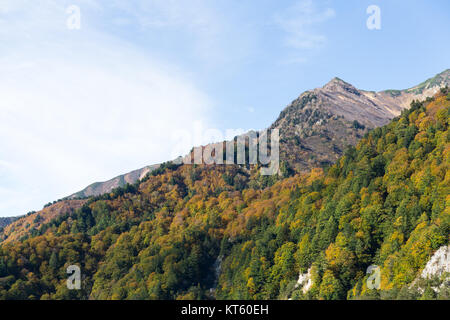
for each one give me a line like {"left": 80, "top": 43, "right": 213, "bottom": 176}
{"left": 0, "top": 93, "right": 448, "bottom": 300}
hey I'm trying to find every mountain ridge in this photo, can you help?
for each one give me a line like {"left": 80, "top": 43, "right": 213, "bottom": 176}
{"left": 32, "top": 70, "right": 450, "bottom": 206}
{"left": 67, "top": 164, "right": 160, "bottom": 199}
{"left": 270, "top": 69, "right": 449, "bottom": 171}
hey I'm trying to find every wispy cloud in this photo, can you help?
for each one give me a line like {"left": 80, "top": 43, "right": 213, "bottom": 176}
{"left": 0, "top": 0, "right": 214, "bottom": 216}
{"left": 274, "top": 0, "right": 336, "bottom": 50}
{"left": 109, "top": 0, "right": 217, "bottom": 30}
{"left": 103, "top": 0, "right": 231, "bottom": 64}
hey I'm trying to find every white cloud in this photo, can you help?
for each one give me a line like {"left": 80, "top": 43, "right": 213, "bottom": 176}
{"left": 274, "top": 0, "right": 335, "bottom": 49}
{"left": 0, "top": 1, "right": 214, "bottom": 216}
{"left": 101, "top": 0, "right": 231, "bottom": 65}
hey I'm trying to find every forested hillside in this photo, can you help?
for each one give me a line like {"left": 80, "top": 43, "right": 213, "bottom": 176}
{"left": 0, "top": 91, "right": 448, "bottom": 300}
{"left": 0, "top": 217, "right": 19, "bottom": 230}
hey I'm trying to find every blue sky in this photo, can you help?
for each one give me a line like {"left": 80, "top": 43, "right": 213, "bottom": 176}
{"left": 0, "top": 0, "right": 449, "bottom": 217}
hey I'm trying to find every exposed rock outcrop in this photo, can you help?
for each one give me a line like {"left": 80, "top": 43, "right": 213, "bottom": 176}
{"left": 421, "top": 245, "right": 450, "bottom": 280}
{"left": 411, "top": 245, "right": 450, "bottom": 294}
{"left": 295, "top": 267, "right": 313, "bottom": 294}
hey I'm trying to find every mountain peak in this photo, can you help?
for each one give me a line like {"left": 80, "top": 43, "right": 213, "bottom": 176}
{"left": 323, "top": 76, "right": 353, "bottom": 89}
{"left": 322, "top": 77, "right": 359, "bottom": 95}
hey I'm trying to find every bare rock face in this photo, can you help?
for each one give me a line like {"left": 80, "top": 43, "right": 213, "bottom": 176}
{"left": 295, "top": 267, "right": 313, "bottom": 294}
{"left": 421, "top": 245, "right": 450, "bottom": 280}
{"left": 410, "top": 245, "right": 450, "bottom": 294}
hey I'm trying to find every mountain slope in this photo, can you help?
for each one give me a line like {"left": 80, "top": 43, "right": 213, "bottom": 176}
{"left": 68, "top": 164, "right": 161, "bottom": 199}
{"left": 0, "top": 200, "right": 86, "bottom": 243}
{"left": 272, "top": 69, "right": 449, "bottom": 171}
{"left": 62, "top": 70, "right": 450, "bottom": 199}
{"left": 0, "top": 217, "right": 19, "bottom": 230}
{"left": 0, "top": 90, "right": 448, "bottom": 300}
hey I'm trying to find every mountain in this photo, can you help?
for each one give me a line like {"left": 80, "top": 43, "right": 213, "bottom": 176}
{"left": 66, "top": 70, "right": 450, "bottom": 199}
{"left": 0, "top": 89, "right": 448, "bottom": 300}
{"left": 1, "top": 70, "right": 449, "bottom": 239}
{"left": 272, "top": 69, "right": 450, "bottom": 171}
{"left": 67, "top": 164, "right": 161, "bottom": 199}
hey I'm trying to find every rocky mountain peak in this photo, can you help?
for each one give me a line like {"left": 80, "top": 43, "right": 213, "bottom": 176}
{"left": 322, "top": 77, "right": 359, "bottom": 94}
